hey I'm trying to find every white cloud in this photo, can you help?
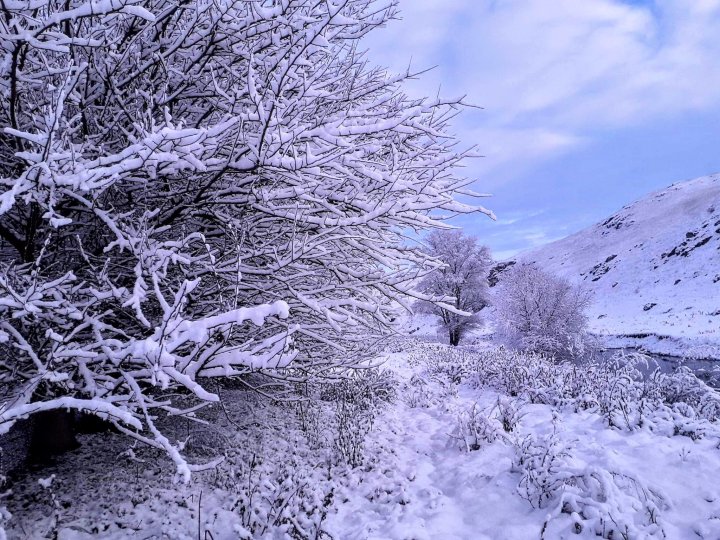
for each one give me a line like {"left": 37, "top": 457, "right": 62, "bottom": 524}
{"left": 364, "top": 0, "right": 720, "bottom": 175}
{"left": 463, "top": 125, "right": 585, "bottom": 180}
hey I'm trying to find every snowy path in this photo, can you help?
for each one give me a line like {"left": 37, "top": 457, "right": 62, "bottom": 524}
{"left": 369, "top": 402, "right": 538, "bottom": 540}
{"left": 327, "top": 359, "right": 540, "bottom": 539}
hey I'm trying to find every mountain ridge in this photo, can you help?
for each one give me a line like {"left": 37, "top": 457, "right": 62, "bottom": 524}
{"left": 515, "top": 174, "right": 720, "bottom": 355}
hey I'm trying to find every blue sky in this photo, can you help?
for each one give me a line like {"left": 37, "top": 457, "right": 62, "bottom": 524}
{"left": 363, "top": 0, "right": 720, "bottom": 259}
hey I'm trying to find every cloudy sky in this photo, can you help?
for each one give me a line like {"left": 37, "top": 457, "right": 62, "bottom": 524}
{"left": 363, "top": 0, "right": 720, "bottom": 259}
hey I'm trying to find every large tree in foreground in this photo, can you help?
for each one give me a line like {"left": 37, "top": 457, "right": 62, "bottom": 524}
{"left": 0, "top": 0, "right": 491, "bottom": 477}
{"left": 494, "top": 264, "right": 593, "bottom": 358}
{"left": 417, "top": 230, "right": 492, "bottom": 346}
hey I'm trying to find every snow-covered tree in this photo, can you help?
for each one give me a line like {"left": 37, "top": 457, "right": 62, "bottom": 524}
{"left": 0, "top": 0, "right": 491, "bottom": 478}
{"left": 417, "top": 230, "right": 492, "bottom": 346}
{"left": 494, "top": 264, "right": 593, "bottom": 357}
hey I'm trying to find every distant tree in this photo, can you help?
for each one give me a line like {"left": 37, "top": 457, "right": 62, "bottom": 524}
{"left": 495, "top": 264, "right": 593, "bottom": 357}
{"left": 417, "top": 230, "right": 492, "bottom": 346}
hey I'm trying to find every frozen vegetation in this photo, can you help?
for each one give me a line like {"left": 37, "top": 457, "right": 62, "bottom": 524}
{"left": 415, "top": 230, "right": 492, "bottom": 347}
{"left": 0, "top": 0, "right": 719, "bottom": 537}
{"left": 0, "top": 0, "right": 490, "bottom": 486}
{"left": 3, "top": 339, "right": 720, "bottom": 538}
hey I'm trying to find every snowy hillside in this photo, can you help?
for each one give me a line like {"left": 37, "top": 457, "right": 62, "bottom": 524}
{"left": 517, "top": 174, "right": 720, "bottom": 355}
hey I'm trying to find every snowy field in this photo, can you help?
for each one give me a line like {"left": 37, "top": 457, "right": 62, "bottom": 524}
{"left": 3, "top": 337, "right": 720, "bottom": 539}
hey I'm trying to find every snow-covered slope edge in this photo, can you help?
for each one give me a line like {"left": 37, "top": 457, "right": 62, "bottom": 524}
{"left": 517, "top": 174, "right": 720, "bottom": 358}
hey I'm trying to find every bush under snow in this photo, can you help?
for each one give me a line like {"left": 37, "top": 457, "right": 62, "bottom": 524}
{"left": 494, "top": 263, "right": 594, "bottom": 358}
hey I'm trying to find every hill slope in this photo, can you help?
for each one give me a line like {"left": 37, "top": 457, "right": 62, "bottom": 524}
{"left": 518, "top": 174, "right": 720, "bottom": 354}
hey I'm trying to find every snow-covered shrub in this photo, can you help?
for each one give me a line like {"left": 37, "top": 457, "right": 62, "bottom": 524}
{"left": 296, "top": 399, "right": 329, "bottom": 450}
{"left": 493, "top": 396, "right": 526, "bottom": 433}
{"left": 405, "top": 339, "right": 719, "bottom": 441}
{"left": 406, "top": 341, "right": 450, "bottom": 369}
{"left": 696, "top": 395, "right": 720, "bottom": 424}
{"left": 320, "top": 368, "right": 397, "bottom": 411}
{"left": 384, "top": 337, "right": 408, "bottom": 355}
{"left": 465, "top": 346, "right": 560, "bottom": 403}
{"left": 593, "top": 356, "right": 644, "bottom": 430}
{"left": 37, "top": 474, "right": 62, "bottom": 536}
{"left": 477, "top": 347, "right": 688, "bottom": 432}
{"left": 334, "top": 397, "right": 373, "bottom": 468}
{"left": 451, "top": 403, "right": 501, "bottom": 452}
{"left": 510, "top": 414, "right": 668, "bottom": 537}
{"left": 405, "top": 375, "right": 435, "bottom": 409}
{"left": 352, "top": 369, "right": 400, "bottom": 408}
{"left": 553, "top": 364, "right": 600, "bottom": 411}
{"left": 0, "top": 0, "right": 491, "bottom": 478}
{"left": 319, "top": 370, "right": 397, "bottom": 467}
{"left": 513, "top": 422, "right": 572, "bottom": 509}
{"left": 494, "top": 264, "right": 593, "bottom": 358}
{"left": 327, "top": 376, "right": 376, "bottom": 467}
{"left": 658, "top": 366, "right": 720, "bottom": 422}
{"left": 422, "top": 346, "right": 480, "bottom": 385}
{"left": 647, "top": 402, "right": 710, "bottom": 441}
{"left": 219, "top": 453, "right": 333, "bottom": 539}
{"left": 433, "top": 360, "right": 469, "bottom": 385}
{"left": 590, "top": 352, "right": 720, "bottom": 432}
{"left": 670, "top": 404, "right": 707, "bottom": 441}
{"left": 495, "top": 352, "right": 558, "bottom": 403}
{"left": 543, "top": 468, "right": 667, "bottom": 539}
{"left": 182, "top": 427, "right": 233, "bottom": 460}
{"left": 403, "top": 350, "right": 459, "bottom": 406}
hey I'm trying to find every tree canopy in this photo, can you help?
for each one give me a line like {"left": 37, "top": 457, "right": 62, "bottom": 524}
{"left": 0, "top": 0, "right": 491, "bottom": 479}
{"left": 494, "top": 264, "right": 593, "bottom": 358}
{"left": 417, "top": 230, "right": 492, "bottom": 346}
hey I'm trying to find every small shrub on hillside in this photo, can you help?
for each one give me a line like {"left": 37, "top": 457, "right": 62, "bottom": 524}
{"left": 493, "top": 396, "right": 526, "bottom": 433}
{"left": 542, "top": 468, "right": 667, "bottom": 539}
{"left": 513, "top": 421, "right": 572, "bottom": 509}
{"left": 450, "top": 403, "right": 501, "bottom": 452}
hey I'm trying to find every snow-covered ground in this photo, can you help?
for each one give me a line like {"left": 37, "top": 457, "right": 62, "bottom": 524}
{"left": 511, "top": 174, "right": 720, "bottom": 358}
{"left": 3, "top": 338, "right": 720, "bottom": 539}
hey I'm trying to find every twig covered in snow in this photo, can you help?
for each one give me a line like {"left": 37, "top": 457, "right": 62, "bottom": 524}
{"left": 0, "top": 0, "right": 490, "bottom": 478}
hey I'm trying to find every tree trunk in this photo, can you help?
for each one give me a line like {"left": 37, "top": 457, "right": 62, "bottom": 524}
{"left": 449, "top": 330, "right": 459, "bottom": 346}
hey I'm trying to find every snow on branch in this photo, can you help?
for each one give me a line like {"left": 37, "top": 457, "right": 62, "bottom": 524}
{"left": 0, "top": 0, "right": 491, "bottom": 479}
